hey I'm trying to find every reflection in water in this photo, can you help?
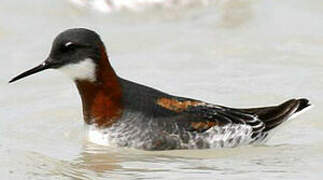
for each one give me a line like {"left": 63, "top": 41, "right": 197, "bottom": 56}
{"left": 78, "top": 142, "right": 122, "bottom": 173}
{"left": 5, "top": 137, "right": 323, "bottom": 179}
{"left": 22, "top": 144, "right": 122, "bottom": 179}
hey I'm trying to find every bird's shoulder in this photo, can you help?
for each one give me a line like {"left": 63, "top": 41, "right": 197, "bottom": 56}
{"left": 118, "top": 78, "right": 263, "bottom": 133}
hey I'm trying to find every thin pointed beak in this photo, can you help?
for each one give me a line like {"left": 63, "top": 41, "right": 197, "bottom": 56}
{"left": 9, "top": 58, "right": 53, "bottom": 83}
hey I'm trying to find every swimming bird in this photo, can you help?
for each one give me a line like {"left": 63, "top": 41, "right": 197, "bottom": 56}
{"left": 9, "top": 28, "right": 311, "bottom": 150}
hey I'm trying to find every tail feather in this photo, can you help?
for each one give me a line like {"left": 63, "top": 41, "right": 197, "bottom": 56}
{"left": 241, "top": 98, "right": 311, "bottom": 132}
{"left": 264, "top": 100, "right": 299, "bottom": 131}
{"left": 295, "top": 98, "right": 311, "bottom": 113}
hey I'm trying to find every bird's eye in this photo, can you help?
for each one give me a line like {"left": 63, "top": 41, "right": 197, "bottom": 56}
{"left": 62, "top": 42, "right": 77, "bottom": 52}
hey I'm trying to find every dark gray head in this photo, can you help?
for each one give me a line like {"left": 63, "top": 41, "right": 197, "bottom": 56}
{"left": 9, "top": 28, "right": 104, "bottom": 83}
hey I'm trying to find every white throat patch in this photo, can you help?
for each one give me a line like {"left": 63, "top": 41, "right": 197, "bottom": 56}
{"left": 58, "top": 58, "right": 96, "bottom": 81}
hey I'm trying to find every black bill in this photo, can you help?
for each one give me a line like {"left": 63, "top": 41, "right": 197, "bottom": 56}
{"left": 9, "top": 59, "right": 52, "bottom": 83}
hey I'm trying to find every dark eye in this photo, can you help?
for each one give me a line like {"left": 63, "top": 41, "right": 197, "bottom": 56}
{"left": 61, "top": 42, "right": 77, "bottom": 52}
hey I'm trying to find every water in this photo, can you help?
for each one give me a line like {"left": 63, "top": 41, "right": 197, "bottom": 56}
{"left": 1, "top": 0, "right": 323, "bottom": 179}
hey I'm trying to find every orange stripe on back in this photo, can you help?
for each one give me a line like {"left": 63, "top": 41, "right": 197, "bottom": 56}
{"left": 156, "top": 97, "right": 203, "bottom": 112}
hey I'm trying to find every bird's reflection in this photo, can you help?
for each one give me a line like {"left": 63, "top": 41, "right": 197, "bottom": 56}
{"left": 75, "top": 141, "right": 123, "bottom": 173}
